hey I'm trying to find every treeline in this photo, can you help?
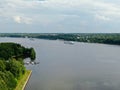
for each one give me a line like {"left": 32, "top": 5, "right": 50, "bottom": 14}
{"left": 33, "top": 33, "right": 120, "bottom": 45}
{"left": 0, "top": 42, "right": 36, "bottom": 61}
{"left": 1, "top": 33, "right": 120, "bottom": 45}
{"left": 0, "top": 43, "right": 36, "bottom": 90}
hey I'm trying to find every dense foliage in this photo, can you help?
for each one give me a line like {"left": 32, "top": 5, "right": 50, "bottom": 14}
{"left": 0, "top": 42, "right": 36, "bottom": 60}
{"left": 0, "top": 59, "right": 23, "bottom": 90}
{"left": 29, "top": 48, "right": 36, "bottom": 61}
{"left": 0, "top": 43, "right": 36, "bottom": 90}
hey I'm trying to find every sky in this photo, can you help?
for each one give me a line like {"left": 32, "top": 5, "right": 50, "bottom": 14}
{"left": 0, "top": 0, "right": 120, "bottom": 33}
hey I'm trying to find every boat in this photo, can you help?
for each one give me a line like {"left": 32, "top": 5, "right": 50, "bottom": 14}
{"left": 64, "top": 41, "right": 74, "bottom": 45}
{"left": 24, "top": 61, "right": 40, "bottom": 65}
{"left": 29, "top": 38, "right": 34, "bottom": 41}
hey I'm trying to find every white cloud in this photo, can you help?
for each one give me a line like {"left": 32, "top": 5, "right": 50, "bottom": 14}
{"left": 41, "top": 0, "right": 93, "bottom": 9}
{"left": 41, "top": 0, "right": 120, "bottom": 20}
{"left": 95, "top": 14, "right": 110, "bottom": 21}
{"left": 13, "top": 16, "right": 32, "bottom": 24}
{"left": 0, "top": 0, "right": 120, "bottom": 25}
{"left": 92, "top": 1, "right": 120, "bottom": 20}
{"left": 13, "top": 16, "right": 21, "bottom": 23}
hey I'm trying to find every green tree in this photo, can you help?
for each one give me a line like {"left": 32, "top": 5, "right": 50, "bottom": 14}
{"left": 6, "top": 59, "right": 26, "bottom": 79}
{"left": 0, "top": 60, "right": 6, "bottom": 71}
{"left": 0, "top": 42, "right": 36, "bottom": 60}
{"left": 0, "top": 71, "right": 17, "bottom": 90}
{"left": 0, "top": 75, "right": 8, "bottom": 90}
{"left": 30, "top": 48, "right": 36, "bottom": 61}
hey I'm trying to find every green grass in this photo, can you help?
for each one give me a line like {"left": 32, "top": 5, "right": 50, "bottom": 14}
{"left": 15, "top": 70, "right": 32, "bottom": 90}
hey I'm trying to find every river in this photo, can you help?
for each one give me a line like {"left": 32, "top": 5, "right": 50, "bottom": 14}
{"left": 0, "top": 37, "right": 120, "bottom": 90}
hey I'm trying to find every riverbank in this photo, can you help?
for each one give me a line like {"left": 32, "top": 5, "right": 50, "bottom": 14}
{"left": 15, "top": 70, "right": 32, "bottom": 90}
{"left": 1, "top": 33, "right": 120, "bottom": 45}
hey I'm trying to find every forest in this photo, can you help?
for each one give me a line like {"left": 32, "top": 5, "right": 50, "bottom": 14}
{"left": 0, "top": 33, "right": 120, "bottom": 45}
{"left": 0, "top": 42, "right": 36, "bottom": 90}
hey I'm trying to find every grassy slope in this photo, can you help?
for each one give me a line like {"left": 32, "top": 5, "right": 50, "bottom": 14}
{"left": 15, "top": 70, "right": 32, "bottom": 90}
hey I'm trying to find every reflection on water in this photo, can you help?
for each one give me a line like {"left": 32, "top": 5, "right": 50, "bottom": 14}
{"left": 0, "top": 38, "right": 120, "bottom": 90}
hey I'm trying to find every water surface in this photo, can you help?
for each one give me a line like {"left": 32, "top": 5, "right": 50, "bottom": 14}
{"left": 0, "top": 38, "right": 120, "bottom": 90}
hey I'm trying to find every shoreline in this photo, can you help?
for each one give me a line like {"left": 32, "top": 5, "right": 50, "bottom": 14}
{"left": 22, "top": 70, "right": 32, "bottom": 90}
{"left": 15, "top": 70, "right": 32, "bottom": 90}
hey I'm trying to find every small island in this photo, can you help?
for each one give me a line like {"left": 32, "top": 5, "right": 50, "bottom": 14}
{"left": 0, "top": 42, "right": 36, "bottom": 90}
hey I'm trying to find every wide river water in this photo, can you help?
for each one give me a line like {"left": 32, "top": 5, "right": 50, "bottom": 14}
{"left": 0, "top": 37, "right": 120, "bottom": 90}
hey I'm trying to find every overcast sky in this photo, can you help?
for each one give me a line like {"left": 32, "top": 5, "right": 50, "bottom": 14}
{"left": 0, "top": 0, "right": 120, "bottom": 33}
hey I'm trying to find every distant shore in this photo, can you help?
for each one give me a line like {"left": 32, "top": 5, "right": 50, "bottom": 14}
{"left": 1, "top": 33, "right": 120, "bottom": 45}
